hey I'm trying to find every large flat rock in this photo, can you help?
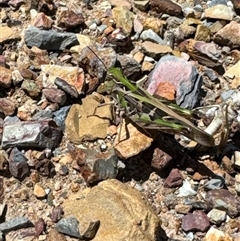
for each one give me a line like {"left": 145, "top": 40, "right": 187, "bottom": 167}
{"left": 63, "top": 179, "right": 163, "bottom": 241}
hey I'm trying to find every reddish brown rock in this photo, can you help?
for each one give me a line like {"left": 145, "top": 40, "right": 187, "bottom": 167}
{"left": 150, "top": 0, "right": 182, "bottom": 16}
{"left": 47, "top": 229, "right": 67, "bottom": 241}
{"left": 151, "top": 147, "right": 172, "bottom": 172}
{"left": 0, "top": 66, "right": 12, "bottom": 88}
{"left": 42, "top": 88, "right": 67, "bottom": 105}
{"left": 35, "top": 218, "right": 45, "bottom": 237}
{"left": 214, "top": 21, "right": 240, "bottom": 49}
{"left": 182, "top": 211, "right": 210, "bottom": 232}
{"left": 0, "top": 98, "right": 16, "bottom": 116}
{"left": 27, "top": 46, "right": 50, "bottom": 68}
{"left": 56, "top": 8, "right": 84, "bottom": 30}
{"left": 164, "top": 168, "right": 183, "bottom": 188}
{"left": 32, "top": 12, "right": 53, "bottom": 29}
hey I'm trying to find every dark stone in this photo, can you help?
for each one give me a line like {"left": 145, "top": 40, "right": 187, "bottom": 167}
{"left": 2, "top": 120, "right": 62, "bottom": 149}
{"left": 53, "top": 106, "right": 70, "bottom": 131}
{"left": 205, "top": 189, "right": 240, "bottom": 217}
{"left": 24, "top": 26, "right": 79, "bottom": 50}
{"left": 55, "top": 216, "right": 81, "bottom": 239}
{"left": 35, "top": 159, "right": 55, "bottom": 177}
{"left": 181, "top": 211, "right": 210, "bottom": 232}
{"left": 150, "top": 0, "right": 182, "bottom": 16}
{"left": 9, "top": 147, "right": 29, "bottom": 179}
{"left": 117, "top": 54, "right": 141, "bottom": 81}
{"left": 164, "top": 168, "right": 183, "bottom": 188}
{"left": 19, "top": 227, "right": 36, "bottom": 238}
{"left": 32, "top": 110, "right": 53, "bottom": 121}
{"left": 0, "top": 216, "right": 33, "bottom": 234}
{"left": 0, "top": 178, "right": 4, "bottom": 203}
{"left": 54, "top": 77, "right": 79, "bottom": 98}
{"left": 82, "top": 220, "right": 100, "bottom": 239}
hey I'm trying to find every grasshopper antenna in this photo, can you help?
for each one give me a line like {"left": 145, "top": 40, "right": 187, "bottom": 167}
{"left": 86, "top": 46, "right": 108, "bottom": 72}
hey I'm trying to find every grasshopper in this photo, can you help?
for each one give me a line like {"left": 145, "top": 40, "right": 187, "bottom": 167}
{"left": 106, "top": 67, "right": 215, "bottom": 147}
{"left": 84, "top": 47, "right": 217, "bottom": 148}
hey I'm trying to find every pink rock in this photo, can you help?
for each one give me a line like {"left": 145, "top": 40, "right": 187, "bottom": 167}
{"left": 146, "top": 55, "right": 202, "bottom": 108}
{"left": 32, "top": 12, "right": 53, "bottom": 29}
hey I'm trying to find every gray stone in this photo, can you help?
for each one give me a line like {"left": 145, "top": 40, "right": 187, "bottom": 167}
{"left": 207, "top": 0, "right": 228, "bottom": 7}
{"left": 32, "top": 110, "right": 53, "bottom": 121}
{"left": 55, "top": 216, "right": 81, "bottom": 239}
{"left": 24, "top": 26, "right": 79, "bottom": 50}
{"left": 207, "top": 208, "right": 226, "bottom": 224}
{"left": 146, "top": 55, "right": 202, "bottom": 108}
{"left": 117, "top": 54, "right": 142, "bottom": 80}
{"left": 203, "top": 176, "right": 225, "bottom": 190}
{"left": 166, "top": 16, "right": 183, "bottom": 29}
{"left": 140, "top": 29, "right": 166, "bottom": 44}
{"left": 204, "top": 4, "right": 234, "bottom": 21}
{"left": 53, "top": 106, "right": 71, "bottom": 131}
{"left": 0, "top": 216, "right": 33, "bottom": 233}
{"left": 2, "top": 120, "right": 62, "bottom": 149}
{"left": 177, "top": 180, "right": 197, "bottom": 197}
{"left": 9, "top": 147, "right": 29, "bottom": 179}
